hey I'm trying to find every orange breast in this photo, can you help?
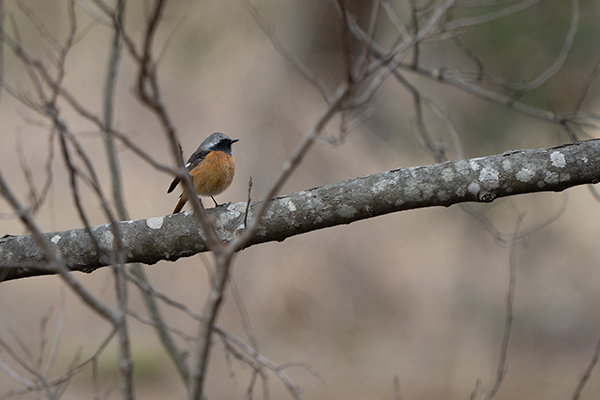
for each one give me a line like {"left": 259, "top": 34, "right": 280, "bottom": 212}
{"left": 190, "top": 151, "right": 236, "bottom": 196}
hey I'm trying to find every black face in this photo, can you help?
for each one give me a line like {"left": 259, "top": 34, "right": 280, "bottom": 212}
{"left": 213, "top": 138, "right": 238, "bottom": 155}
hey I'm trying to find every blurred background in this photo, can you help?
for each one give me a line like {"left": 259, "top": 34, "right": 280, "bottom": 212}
{"left": 1, "top": 0, "right": 600, "bottom": 399}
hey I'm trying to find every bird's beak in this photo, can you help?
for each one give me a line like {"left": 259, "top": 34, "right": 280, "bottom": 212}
{"left": 231, "top": 139, "right": 240, "bottom": 144}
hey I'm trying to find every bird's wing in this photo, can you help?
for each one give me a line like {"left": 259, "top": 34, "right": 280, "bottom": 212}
{"left": 167, "top": 150, "right": 210, "bottom": 193}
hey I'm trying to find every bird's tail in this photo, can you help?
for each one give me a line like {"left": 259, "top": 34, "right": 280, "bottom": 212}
{"left": 172, "top": 196, "right": 187, "bottom": 214}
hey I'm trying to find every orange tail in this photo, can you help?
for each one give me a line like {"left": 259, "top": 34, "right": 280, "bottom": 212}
{"left": 172, "top": 196, "right": 187, "bottom": 214}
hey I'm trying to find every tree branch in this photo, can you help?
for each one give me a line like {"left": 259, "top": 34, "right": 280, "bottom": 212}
{"left": 2, "top": 138, "right": 600, "bottom": 281}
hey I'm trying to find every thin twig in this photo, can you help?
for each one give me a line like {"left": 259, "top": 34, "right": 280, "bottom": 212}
{"left": 379, "top": 0, "right": 411, "bottom": 42}
{"left": 0, "top": 328, "right": 117, "bottom": 399}
{"left": 0, "top": 334, "right": 53, "bottom": 399}
{"left": 483, "top": 214, "right": 523, "bottom": 400}
{"left": 0, "top": 173, "right": 117, "bottom": 321}
{"left": 241, "top": 0, "right": 330, "bottom": 102}
{"left": 244, "top": 176, "right": 253, "bottom": 229}
{"left": 440, "top": 0, "right": 541, "bottom": 32}
{"left": 511, "top": 0, "right": 579, "bottom": 93}
{"left": 355, "top": 0, "right": 456, "bottom": 106}
{"left": 393, "top": 376, "right": 402, "bottom": 400}
{"left": 103, "top": 0, "right": 127, "bottom": 220}
{"left": 230, "top": 84, "right": 350, "bottom": 255}
{"left": 189, "top": 252, "right": 235, "bottom": 399}
{"left": 571, "top": 334, "right": 600, "bottom": 400}
{"left": 573, "top": 56, "right": 600, "bottom": 113}
{"left": 408, "top": 0, "right": 419, "bottom": 69}
{"left": 43, "top": 285, "right": 66, "bottom": 377}
{"left": 130, "top": 265, "right": 191, "bottom": 383}
{"left": 231, "top": 276, "right": 259, "bottom": 350}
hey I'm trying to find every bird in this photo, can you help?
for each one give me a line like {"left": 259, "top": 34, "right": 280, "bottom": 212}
{"left": 168, "top": 132, "right": 238, "bottom": 214}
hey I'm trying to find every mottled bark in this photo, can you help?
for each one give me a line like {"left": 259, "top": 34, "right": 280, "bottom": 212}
{"left": 2, "top": 139, "right": 599, "bottom": 281}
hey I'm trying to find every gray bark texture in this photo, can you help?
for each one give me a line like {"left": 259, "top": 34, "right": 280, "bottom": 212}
{"left": 2, "top": 139, "right": 599, "bottom": 281}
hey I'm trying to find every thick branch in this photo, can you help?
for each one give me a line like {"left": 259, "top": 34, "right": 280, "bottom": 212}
{"left": 2, "top": 139, "right": 600, "bottom": 281}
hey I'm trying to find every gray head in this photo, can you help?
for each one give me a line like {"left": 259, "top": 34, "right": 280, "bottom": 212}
{"left": 198, "top": 132, "right": 238, "bottom": 155}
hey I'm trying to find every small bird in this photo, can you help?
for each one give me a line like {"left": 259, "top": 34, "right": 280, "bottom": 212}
{"left": 168, "top": 132, "right": 238, "bottom": 214}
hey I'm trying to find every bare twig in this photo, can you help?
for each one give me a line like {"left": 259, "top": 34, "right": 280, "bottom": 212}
{"left": 244, "top": 176, "right": 253, "bottom": 229}
{"left": 522, "top": 0, "right": 579, "bottom": 91}
{"left": 355, "top": 0, "right": 456, "bottom": 106}
{"left": 129, "top": 265, "right": 191, "bottom": 383}
{"left": 2, "top": 4, "right": 185, "bottom": 184}
{"left": 125, "top": 252, "right": 312, "bottom": 399}
{"left": 571, "top": 334, "right": 600, "bottom": 400}
{"left": 189, "top": 252, "right": 235, "bottom": 399}
{"left": 126, "top": 308, "right": 194, "bottom": 343}
{"left": 0, "top": 327, "right": 117, "bottom": 399}
{"left": 408, "top": 0, "right": 420, "bottom": 69}
{"left": 394, "top": 70, "right": 446, "bottom": 162}
{"left": 574, "top": 56, "right": 600, "bottom": 113}
{"left": 461, "top": 195, "right": 567, "bottom": 245}
{"left": 393, "top": 376, "right": 402, "bottom": 400}
{"left": 440, "top": 0, "right": 541, "bottom": 32}
{"left": 346, "top": 6, "right": 600, "bottom": 131}
{"left": 231, "top": 276, "right": 258, "bottom": 350}
{"left": 452, "top": 36, "right": 484, "bottom": 83}
{"left": 112, "top": 263, "right": 134, "bottom": 399}
{"left": 379, "top": 0, "right": 410, "bottom": 42}
{"left": 0, "top": 358, "right": 35, "bottom": 392}
{"left": 241, "top": 0, "right": 330, "bottom": 102}
{"left": 482, "top": 214, "right": 523, "bottom": 400}
{"left": 231, "top": 85, "right": 350, "bottom": 255}
{"left": 0, "top": 173, "right": 116, "bottom": 321}
{"left": 0, "top": 334, "right": 53, "bottom": 399}
{"left": 43, "top": 285, "right": 66, "bottom": 377}
{"left": 103, "top": 0, "right": 127, "bottom": 220}
{"left": 470, "top": 379, "right": 482, "bottom": 400}
{"left": 403, "top": 63, "right": 599, "bottom": 125}
{"left": 335, "top": 0, "right": 354, "bottom": 86}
